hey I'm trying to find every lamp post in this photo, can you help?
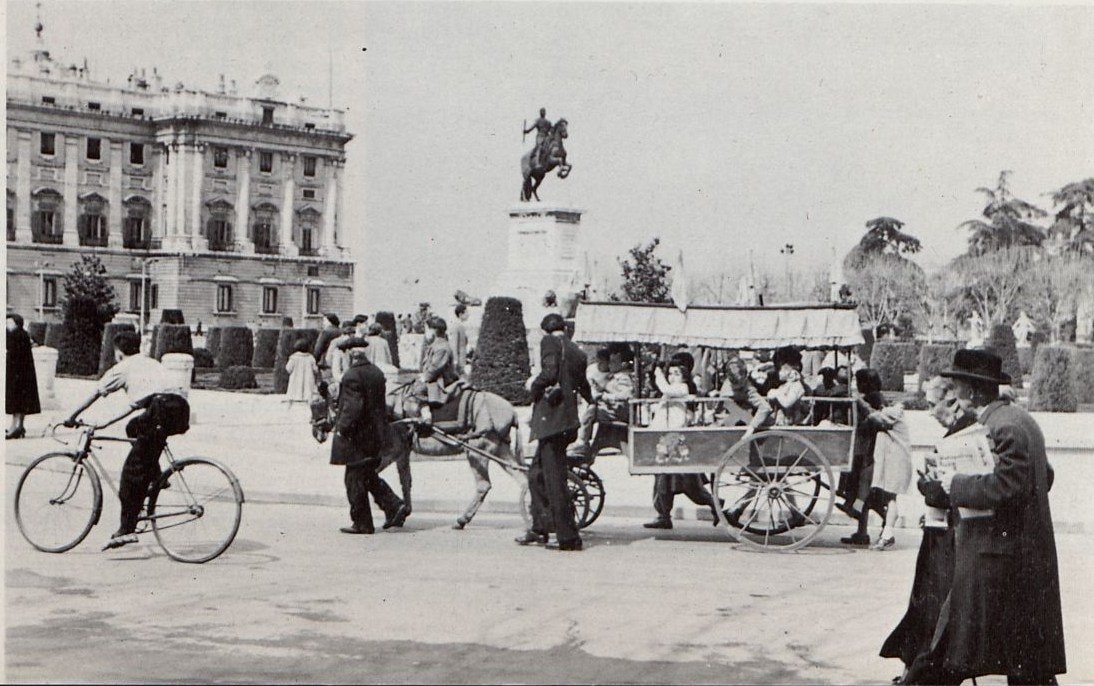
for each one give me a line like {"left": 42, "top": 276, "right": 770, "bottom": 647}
{"left": 780, "top": 243, "right": 795, "bottom": 301}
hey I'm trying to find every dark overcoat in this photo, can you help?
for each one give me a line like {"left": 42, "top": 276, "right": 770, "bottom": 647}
{"left": 6, "top": 327, "right": 41, "bottom": 416}
{"left": 330, "top": 356, "right": 389, "bottom": 467}
{"left": 529, "top": 333, "right": 591, "bottom": 442}
{"left": 938, "top": 400, "right": 1066, "bottom": 678}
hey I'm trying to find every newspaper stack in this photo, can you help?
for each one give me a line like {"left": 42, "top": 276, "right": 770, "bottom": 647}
{"left": 926, "top": 423, "right": 996, "bottom": 520}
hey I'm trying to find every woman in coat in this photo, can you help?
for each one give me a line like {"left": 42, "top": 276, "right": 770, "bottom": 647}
{"left": 6, "top": 313, "right": 41, "bottom": 439}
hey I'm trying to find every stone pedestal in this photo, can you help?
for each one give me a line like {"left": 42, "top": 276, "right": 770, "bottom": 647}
{"left": 161, "top": 353, "right": 194, "bottom": 399}
{"left": 32, "top": 346, "right": 59, "bottom": 410}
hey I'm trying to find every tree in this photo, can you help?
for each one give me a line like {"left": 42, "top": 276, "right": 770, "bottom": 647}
{"left": 1047, "top": 178, "right": 1094, "bottom": 255}
{"left": 1022, "top": 252, "right": 1094, "bottom": 342}
{"left": 942, "top": 247, "right": 1037, "bottom": 327}
{"left": 58, "top": 254, "right": 120, "bottom": 375}
{"left": 612, "top": 238, "right": 671, "bottom": 303}
{"left": 960, "top": 171, "right": 1047, "bottom": 256}
{"left": 855, "top": 216, "right": 922, "bottom": 258}
{"left": 844, "top": 253, "right": 927, "bottom": 330}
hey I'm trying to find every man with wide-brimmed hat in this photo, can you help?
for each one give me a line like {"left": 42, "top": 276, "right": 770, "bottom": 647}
{"left": 903, "top": 349, "right": 1065, "bottom": 685}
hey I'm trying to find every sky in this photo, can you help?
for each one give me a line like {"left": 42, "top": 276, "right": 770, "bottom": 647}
{"left": 5, "top": 1, "right": 1092, "bottom": 313}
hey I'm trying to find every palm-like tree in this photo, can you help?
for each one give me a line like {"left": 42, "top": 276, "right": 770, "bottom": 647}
{"left": 960, "top": 171, "right": 1047, "bottom": 256}
{"left": 1047, "top": 178, "right": 1094, "bottom": 255}
{"left": 858, "top": 216, "right": 922, "bottom": 255}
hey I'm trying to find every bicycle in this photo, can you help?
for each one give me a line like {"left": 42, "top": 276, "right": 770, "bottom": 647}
{"left": 13, "top": 408, "right": 245, "bottom": 563}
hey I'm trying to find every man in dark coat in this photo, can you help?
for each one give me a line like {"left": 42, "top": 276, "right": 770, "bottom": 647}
{"left": 903, "top": 350, "right": 1066, "bottom": 685}
{"left": 516, "top": 313, "right": 592, "bottom": 551}
{"left": 312, "top": 313, "right": 342, "bottom": 366}
{"left": 330, "top": 340, "right": 408, "bottom": 534}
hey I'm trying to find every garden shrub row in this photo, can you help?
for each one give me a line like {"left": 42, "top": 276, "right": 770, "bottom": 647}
{"left": 27, "top": 322, "right": 47, "bottom": 346}
{"left": 917, "top": 343, "right": 959, "bottom": 391}
{"left": 985, "top": 324, "right": 1022, "bottom": 389}
{"left": 217, "top": 327, "right": 254, "bottom": 370}
{"left": 220, "top": 365, "right": 258, "bottom": 390}
{"left": 97, "top": 322, "right": 136, "bottom": 377}
{"left": 153, "top": 324, "right": 193, "bottom": 360}
{"left": 253, "top": 329, "right": 281, "bottom": 368}
{"left": 870, "top": 342, "right": 919, "bottom": 391}
{"left": 192, "top": 348, "right": 216, "bottom": 368}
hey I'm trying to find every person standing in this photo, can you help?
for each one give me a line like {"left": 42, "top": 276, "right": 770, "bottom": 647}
{"left": 363, "top": 323, "right": 394, "bottom": 368}
{"left": 285, "top": 339, "right": 320, "bottom": 404}
{"left": 6, "top": 314, "right": 41, "bottom": 439}
{"left": 516, "top": 313, "right": 592, "bottom": 551}
{"left": 330, "top": 339, "right": 408, "bottom": 534}
{"left": 451, "top": 304, "right": 470, "bottom": 378}
{"left": 312, "top": 313, "right": 342, "bottom": 365}
{"left": 902, "top": 350, "right": 1066, "bottom": 685}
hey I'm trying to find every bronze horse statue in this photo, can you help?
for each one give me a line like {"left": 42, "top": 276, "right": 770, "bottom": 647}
{"left": 387, "top": 382, "right": 527, "bottom": 529}
{"left": 521, "top": 119, "right": 572, "bottom": 202}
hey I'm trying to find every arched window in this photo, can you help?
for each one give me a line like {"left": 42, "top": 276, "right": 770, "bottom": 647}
{"left": 31, "top": 188, "right": 64, "bottom": 244}
{"left": 123, "top": 195, "right": 152, "bottom": 249}
{"left": 78, "top": 193, "right": 108, "bottom": 247}
{"left": 205, "top": 199, "right": 234, "bottom": 251}
{"left": 296, "top": 207, "right": 321, "bottom": 256}
{"left": 252, "top": 202, "right": 279, "bottom": 255}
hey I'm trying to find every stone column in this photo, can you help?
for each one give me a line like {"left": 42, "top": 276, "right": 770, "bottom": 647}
{"left": 190, "top": 143, "right": 208, "bottom": 251}
{"left": 62, "top": 135, "right": 79, "bottom": 246}
{"left": 32, "top": 346, "right": 59, "bottom": 411}
{"left": 235, "top": 148, "right": 254, "bottom": 254}
{"left": 334, "top": 157, "right": 346, "bottom": 255}
{"left": 279, "top": 153, "right": 298, "bottom": 256}
{"left": 161, "top": 141, "right": 187, "bottom": 251}
{"left": 107, "top": 140, "right": 124, "bottom": 247}
{"left": 161, "top": 353, "right": 194, "bottom": 399}
{"left": 321, "top": 159, "right": 339, "bottom": 256}
{"left": 151, "top": 144, "right": 166, "bottom": 242}
{"left": 15, "top": 130, "right": 32, "bottom": 242}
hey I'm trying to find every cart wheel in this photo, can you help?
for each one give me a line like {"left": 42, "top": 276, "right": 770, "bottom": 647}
{"left": 712, "top": 430, "right": 834, "bottom": 551}
{"left": 571, "top": 466, "right": 605, "bottom": 529}
{"left": 518, "top": 471, "right": 591, "bottom": 531}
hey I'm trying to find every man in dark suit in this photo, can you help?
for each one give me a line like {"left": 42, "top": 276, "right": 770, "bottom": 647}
{"left": 904, "top": 350, "right": 1065, "bottom": 685}
{"left": 330, "top": 339, "right": 409, "bottom": 534}
{"left": 312, "top": 313, "right": 342, "bottom": 366}
{"left": 516, "top": 313, "right": 592, "bottom": 551}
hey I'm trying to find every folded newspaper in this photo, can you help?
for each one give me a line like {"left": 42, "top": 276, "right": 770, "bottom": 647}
{"left": 926, "top": 422, "right": 996, "bottom": 519}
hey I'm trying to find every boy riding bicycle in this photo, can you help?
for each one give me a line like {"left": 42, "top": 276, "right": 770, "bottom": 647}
{"left": 63, "top": 331, "right": 190, "bottom": 550}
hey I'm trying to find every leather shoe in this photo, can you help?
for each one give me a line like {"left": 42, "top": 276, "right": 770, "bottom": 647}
{"left": 514, "top": 531, "right": 548, "bottom": 546}
{"left": 546, "top": 539, "right": 583, "bottom": 551}
{"left": 642, "top": 518, "right": 673, "bottom": 530}
{"left": 840, "top": 533, "right": 870, "bottom": 547}
{"left": 5, "top": 427, "right": 26, "bottom": 440}
{"left": 340, "top": 524, "right": 375, "bottom": 535}
{"left": 382, "top": 504, "right": 410, "bottom": 530}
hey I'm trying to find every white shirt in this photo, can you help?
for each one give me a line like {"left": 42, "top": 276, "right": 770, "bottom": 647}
{"left": 97, "top": 354, "right": 184, "bottom": 404}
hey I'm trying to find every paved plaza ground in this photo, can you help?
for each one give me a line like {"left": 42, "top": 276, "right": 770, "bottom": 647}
{"left": 4, "top": 379, "right": 1093, "bottom": 683}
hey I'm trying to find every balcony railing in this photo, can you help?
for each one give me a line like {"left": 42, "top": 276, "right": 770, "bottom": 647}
{"left": 208, "top": 240, "right": 240, "bottom": 252}
{"left": 254, "top": 243, "right": 280, "bottom": 255}
{"left": 299, "top": 246, "right": 319, "bottom": 257}
{"left": 124, "top": 234, "right": 152, "bottom": 250}
{"left": 79, "top": 234, "right": 109, "bottom": 247}
{"left": 32, "top": 231, "right": 64, "bottom": 245}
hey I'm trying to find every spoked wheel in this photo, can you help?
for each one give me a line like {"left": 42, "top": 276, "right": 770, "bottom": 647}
{"left": 571, "top": 466, "right": 605, "bottom": 529}
{"left": 518, "top": 471, "right": 591, "bottom": 531}
{"left": 712, "top": 430, "right": 834, "bottom": 551}
{"left": 15, "top": 452, "right": 103, "bottom": 553}
{"left": 148, "top": 458, "right": 244, "bottom": 563}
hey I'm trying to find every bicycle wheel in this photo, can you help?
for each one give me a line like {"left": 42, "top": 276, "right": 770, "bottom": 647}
{"left": 15, "top": 452, "right": 103, "bottom": 553}
{"left": 148, "top": 457, "right": 244, "bottom": 563}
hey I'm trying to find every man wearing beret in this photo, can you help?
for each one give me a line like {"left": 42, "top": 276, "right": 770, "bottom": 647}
{"left": 330, "top": 337, "right": 408, "bottom": 534}
{"left": 903, "top": 350, "right": 1065, "bottom": 684}
{"left": 516, "top": 313, "right": 592, "bottom": 551}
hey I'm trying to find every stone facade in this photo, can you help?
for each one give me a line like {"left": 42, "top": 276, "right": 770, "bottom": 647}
{"left": 6, "top": 33, "right": 354, "bottom": 328}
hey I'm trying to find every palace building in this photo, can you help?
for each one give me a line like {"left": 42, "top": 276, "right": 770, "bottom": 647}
{"left": 6, "top": 22, "right": 355, "bottom": 330}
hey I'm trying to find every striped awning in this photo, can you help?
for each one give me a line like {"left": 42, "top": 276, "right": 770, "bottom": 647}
{"left": 573, "top": 301, "right": 864, "bottom": 350}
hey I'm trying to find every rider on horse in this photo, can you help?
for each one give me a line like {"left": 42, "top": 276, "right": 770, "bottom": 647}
{"left": 524, "top": 107, "right": 552, "bottom": 169}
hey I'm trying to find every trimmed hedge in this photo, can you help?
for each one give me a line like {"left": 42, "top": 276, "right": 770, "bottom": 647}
{"left": 469, "top": 297, "right": 530, "bottom": 404}
{"left": 161, "top": 309, "right": 185, "bottom": 324}
{"left": 28, "top": 322, "right": 47, "bottom": 345}
{"left": 1018, "top": 347, "right": 1035, "bottom": 376}
{"left": 376, "top": 311, "right": 400, "bottom": 368}
{"left": 917, "top": 343, "right": 958, "bottom": 392}
{"left": 45, "top": 323, "right": 66, "bottom": 349}
{"left": 253, "top": 329, "right": 280, "bottom": 368}
{"left": 220, "top": 365, "right": 258, "bottom": 390}
{"left": 205, "top": 327, "right": 223, "bottom": 361}
{"left": 192, "top": 347, "right": 216, "bottom": 368}
{"left": 986, "top": 324, "right": 1022, "bottom": 389}
{"left": 273, "top": 328, "right": 320, "bottom": 394}
{"left": 1071, "top": 347, "right": 1094, "bottom": 405}
{"left": 58, "top": 299, "right": 106, "bottom": 376}
{"left": 97, "top": 322, "right": 137, "bottom": 378}
{"left": 217, "top": 326, "right": 254, "bottom": 370}
{"left": 153, "top": 324, "right": 194, "bottom": 361}
{"left": 1029, "top": 345, "right": 1078, "bottom": 412}
{"left": 870, "top": 341, "right": 918, "bottom": 392}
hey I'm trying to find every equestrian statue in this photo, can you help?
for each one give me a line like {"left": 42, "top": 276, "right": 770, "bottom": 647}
{"left": 521, "top": 107, "right": 572, "bottom": 202}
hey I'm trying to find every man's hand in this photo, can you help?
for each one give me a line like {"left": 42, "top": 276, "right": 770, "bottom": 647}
{"left": 936, "top": 466, "right": 956, "bottom": 494}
